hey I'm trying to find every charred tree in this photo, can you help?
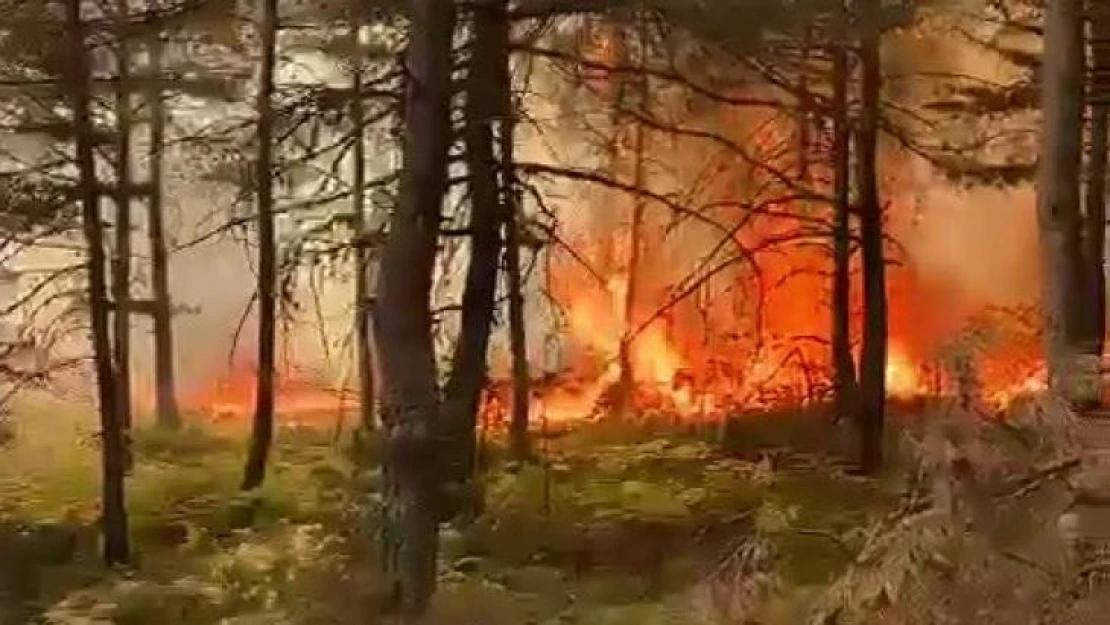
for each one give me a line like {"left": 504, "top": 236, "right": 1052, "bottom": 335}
{"left": 1039, "top": 0, "right": 1098, "bottom": 406}
{"left": 145, "top": 31, "right": 181, "bottom": 429}
{"left": 855, "top": 0, "right": 888, "bottom": 474}
{"left": 350, "top": 26, "right": 377, "bottom": 434}
{"left": 112, "top": 0, "right": 134, "bottom": 462}
{"left": 241, "top": 0, "right": 278, "bottom": 492}
{"left": 442, "top": 0, "right": 507, "bottom": 501}
{"left": 63, "top": 0, "right": 130, "bottom": 564}
{"left": 373, "top": 0, "right": 456, "bottom": 615}
{"left": 830, "top": 2, "right": 858, "bottom": 422}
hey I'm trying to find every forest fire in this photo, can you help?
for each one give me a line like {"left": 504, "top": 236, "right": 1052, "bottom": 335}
{"left": 158, "top": 366, "right": 357, "bottom": 429}
{"left": 484, "top": 116, "right": 1050, "bottom": 424}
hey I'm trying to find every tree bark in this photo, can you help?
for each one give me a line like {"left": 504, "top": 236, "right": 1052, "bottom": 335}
{"left": 350, "top": 26, "right": 377, "bottom": 434}
{"left": 145, "top": 31, "right": 181, "bottom": 429}
{"left": 503, "top": 125, "right": 530, "bottom": 461}
{"left": 442, "top": 0, "right": 507, "bottom": 497}
{"left": 495, "top": 0, "right": 528, "bottom": 460}
{"left": 113, "top": 0, "right": 134, "bottom": 468}
{"left": 241, "top": 0, "right": 278, "bottom": 492}
{"left": 1039, "top": 0, "right": 1097, "bottom": 406}
{"left": 615, "top": 17, "right": 647, "bottom": 417}
{"left": 63, "top": 0, "right": 130, "bottom": 565}
{"left": 373, "top": 0, "right": 456, "bottom": 616}
{"left": 856, "top": 0, "right": 888, "bottom": 474}
{"left": 1084, "top": 106, "right": 1107, "bottom": 367}
{"left": 830, "top": 1, "right": 858, "bottom": 422}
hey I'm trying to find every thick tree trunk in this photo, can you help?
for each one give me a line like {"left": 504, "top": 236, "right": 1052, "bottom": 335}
{"left": 241, "top": 0, "right": 278, "bottom": 492}
{"left": 113, "top": 0, "right": 133, "bottom": 468}
{"left": 856, "top": 0, "right": 888, "bottom": 474}
{"left": 1039, "top": 0, "right": 1097, "bottom": 406}
{"left": 350, "top": 27, "right": 377, "bottom": 434}
{"left": 1085, "top": 107, "right": 1107, "bottom": 365}
{"left": 373, "top": 0, "right": 456, "bottom": 616}
{"left": 145, "top": 32, "right": 181, "bottom": 429}
{"left": 64, "top": 0, "right": 130, "bottom": 565}
{"left": 442, "top": 0, "right": 507, "bottom": 498}
{"left": 830, "top": 4, "right": 857, "bottom": 423}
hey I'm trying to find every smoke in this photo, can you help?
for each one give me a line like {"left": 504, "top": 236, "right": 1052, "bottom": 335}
{"left": 894, "top": 168, "right": 1039, "bottom": 309}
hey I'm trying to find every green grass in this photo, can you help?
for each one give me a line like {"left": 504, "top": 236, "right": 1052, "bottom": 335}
{"left": 0, "top": 395, "right": 901, "bottom": 624}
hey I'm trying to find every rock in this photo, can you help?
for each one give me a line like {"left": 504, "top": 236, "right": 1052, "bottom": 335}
{"left": 452, "top": 556, "right": 482, "bottom": 573}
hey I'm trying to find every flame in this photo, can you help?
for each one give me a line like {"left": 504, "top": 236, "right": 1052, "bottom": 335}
{"left": 482, "top": 75, "right": 1052, "bottom": 425}
{"left": 137, "top": 365, "right": 357, "bottom": 429}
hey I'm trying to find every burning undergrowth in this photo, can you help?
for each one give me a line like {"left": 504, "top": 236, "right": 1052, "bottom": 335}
{"left": 479, "top": 103, "right": 1047, "bottom": 427}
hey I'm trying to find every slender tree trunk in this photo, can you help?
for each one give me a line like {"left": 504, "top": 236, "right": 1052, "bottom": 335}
{"left": 1040, "top": 0, "right": 1096, "bottom": 406}
{"left": 241, "top": 0, "right": 278, "bottom": 492}
{"left": 63, "top": 0, "right": 130, "bottom": 565}
{"left": 350, "top": 26, "right": 377, "bottom": 434}
{"left": 856, "top": 0, "right": 888, "bottom": 474}
{"left": 615, "top": 18, "right": 647, "bottom": 417}
{"left": 797, "top": 25, "right": 812, "bottom": 181}
{"left": 442, "top": 0, "right": 506, "bottom": 500}
{"left": 373, "top": 0, "right": 456, "bottom": 615}
{"left": 113, "top": 0, "right": 133, "bottom": 467}
{"left": 831, "top": 0, "right": 858, "bottom": 421}
{"left": 145, "top": 32, "right": 181, "bottom": 429}
{"left": 505, "top": 217, "right": 530, "bottom": 460}
{"left": 1085, "top": 107, "right": 1107, "bottom": 365}
{"left": 491, "top": 5, "right": 528, "bottom": 460}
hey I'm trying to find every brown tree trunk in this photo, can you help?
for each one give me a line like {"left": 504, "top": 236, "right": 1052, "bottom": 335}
{"left": 442, "top": 0, "right": 507, "bottom": 497}
{"left": 615, "top": 18, "right": 647, "bottom": 417}
{"left": 64, "top": 0, "right": 130, "bottom": 565}
{"left": 241, "top": 0, "right": 278, "bottom": 492}
{"left": 1040, "top": 0, "right": 1097, "bottom": 406}
{"left": 1085, "top": 106, "right": 1107, "bottom": 366}
{"left": 145, "top": 31, "right": 181, "bottom": 429}
{"left": 496, "top": 2, "right": 528, "bottom": 460}
{"left": 856, "top": 0, "right": 888, "bottom": 474}
{"left": 373, "top": 0, "right": 456, "bottom": 616}
{"left": 503, "top": 113, "right": 530, "bottom": 461}
{"left": 830, "top": 1, "right": 858, "bottom": 422}
{"left": 505, "top": 208, "right": 530, "bottom": 461}
{"left": 350, "top": 26, "right": 377, "bottom": 434}
{"left": 113, "top": 0, "right": 133, "bottom": 468}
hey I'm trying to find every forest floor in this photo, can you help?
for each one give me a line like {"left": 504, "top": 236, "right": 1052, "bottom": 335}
{"left": 0, "top": 394, "right": 1058, "bottom": 624}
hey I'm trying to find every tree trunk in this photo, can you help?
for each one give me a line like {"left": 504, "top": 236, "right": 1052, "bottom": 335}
{"left": 503, "top": 136, "right": 530, "bottom": 461}
{"left": 1085, "top": 106, "right": 1107, "bottom": 367}
{"left": 241, "top": 0, "right": 278, "bottom": 492}
{"left": 505, "top": 211, "right": 530, "bottom": 461}
{"left": 63, "top": 0, "right": 130, "bottom": 565}
{"left": 615, "top": 18, "right": 647, "bottom": 417}
{"left": 350, "top": 26, "right": 377, "bottom": 434}
{"left": 856, "top": 0, "right": 888, "bottom": 474}
{"left": 830, "top": 2, "right": 858, "bottom": 423}
{"left": 441, "top": 0, "right": 507, "bottom": 502}
{"left": 145, "top": 31, "right": 181, "bottom": 429}
{"left": 113, "top": 0, "right": 133, "bottom": 468}
{"left": 373, "top": 0, "right": 456, "bottom": 616}
{"left": 495, "top": 2, "right": 528, "bottom": 461}
{"left": 1040, "top": 0, "right": 1097, "bottom": 406}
